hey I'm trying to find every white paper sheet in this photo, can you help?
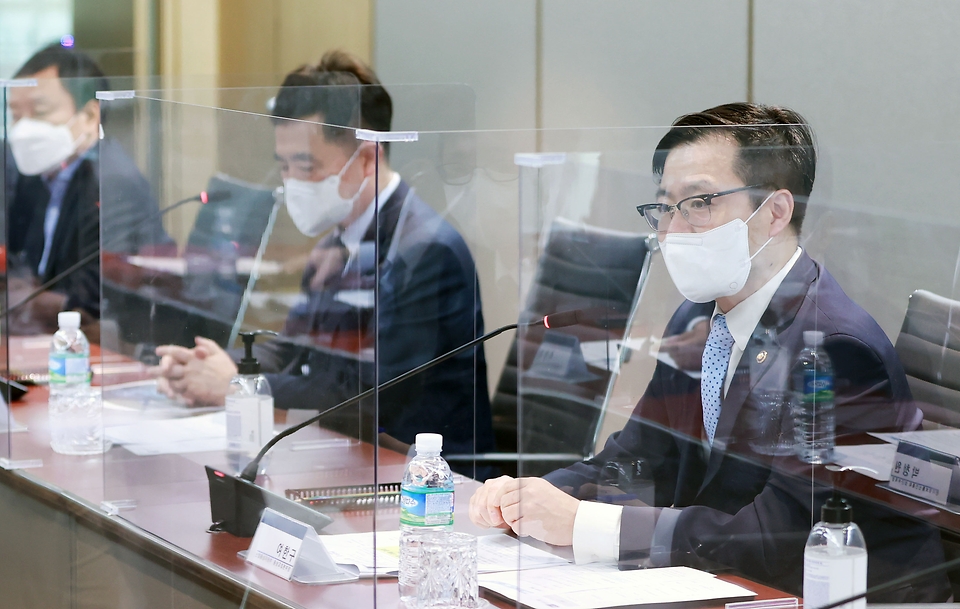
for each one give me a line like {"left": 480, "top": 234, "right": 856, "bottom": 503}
{"left": 105, "top": 411, "right": 227, "bottom": 454}
{"left": 127, "top": 256, "right": 282, "bottom": 277}
{"left": 579, "top": 340, "right": 623, "bottom": 372}
{"left": 479, "top": 564, "right": 755, "bottom": 609}
{"left": 870, "top": 429, "right": 960, "bottom": 458}
{"left": 334, "top": 289, "right": 375, "bottom": 309}
{"left": 831, "top": 444, "right": 897, "bottom": 480}
{"left": 320, "top": 531, "right": 569, "bottom": 577}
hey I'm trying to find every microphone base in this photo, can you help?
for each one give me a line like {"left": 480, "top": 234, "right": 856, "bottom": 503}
{"left": 205, "top": 465, "right": 333, "bottom": 537}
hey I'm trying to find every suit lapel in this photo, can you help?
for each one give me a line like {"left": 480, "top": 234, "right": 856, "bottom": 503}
{"left": 697, "top": 253, "right": 819, "bottom": 493}
{"left": 362, "top": 180, "right": 407, "bottom": 267}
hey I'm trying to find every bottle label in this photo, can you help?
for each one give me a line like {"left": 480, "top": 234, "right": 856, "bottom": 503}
{"left": 804, "top": 548, "right": 867, "bottom": 609}
{"left": 803, "top": 370, "right": 834, "bottom": 401}
{"left": 400, "top": 487, "right": 454, "bottom": 527}
{"left": 49, "top": 354, "right": 90, "bottom": 385}
{"left": 225, "top": 395, "right": 263, "bottom": 453}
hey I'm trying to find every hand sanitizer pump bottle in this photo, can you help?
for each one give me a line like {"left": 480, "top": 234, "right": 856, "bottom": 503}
{"left": 225, "top": 330, "right": 277, "bottom": 476}
{"left": 804, "top": 493, "right": 867, "bottom": 609}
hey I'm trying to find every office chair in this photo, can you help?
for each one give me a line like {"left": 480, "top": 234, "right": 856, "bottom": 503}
{"left": 893, "top": 289, "right": 960, "bottom": 429}
{"left": 454, "top": 218, "right": 654, "bottom": 478}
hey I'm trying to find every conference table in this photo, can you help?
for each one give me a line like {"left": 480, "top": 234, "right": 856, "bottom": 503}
{"left": 0, "top": 335, "right": 787, "bottom": 609}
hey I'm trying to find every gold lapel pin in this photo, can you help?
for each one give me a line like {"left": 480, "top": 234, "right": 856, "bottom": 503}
{"left": 756, "top": 350, "right": 768, "bottom": 364}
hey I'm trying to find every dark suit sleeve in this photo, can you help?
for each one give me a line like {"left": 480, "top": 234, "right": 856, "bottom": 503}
{"left": 546, "top": 318, "right": 946, "bottom": 600}
{"left": 264, "top": 229, "right": 486, "bottom": 454}
{"left": 660, "top": 334, "right": 940, "bottom": 600}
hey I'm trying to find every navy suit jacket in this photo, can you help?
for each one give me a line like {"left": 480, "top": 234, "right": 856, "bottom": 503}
{"left": 6, "top": 139, "right": 171, "bottom": 317}
{"left": 257, "top": 181, "right": 495, "bottom": 460}
{"left": 546, "top": 252, "right": 950, "bottom": 602}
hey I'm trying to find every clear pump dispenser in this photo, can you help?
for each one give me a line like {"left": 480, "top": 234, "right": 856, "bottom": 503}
{"left": 225, "top": 330, "right": 278, "bottom": 475}
{"left": 804, "top": 494, "right": 867, "bottom": 609}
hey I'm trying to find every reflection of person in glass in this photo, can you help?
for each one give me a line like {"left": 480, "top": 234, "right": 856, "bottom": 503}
{"left": 155, "top": 52, "right": 494, "bottom": 465}
{"left": 469, "top": 103, "right": 950, "bottom": 601}
{"left": 5, "top": 43, "right": 171, "bottom": 333}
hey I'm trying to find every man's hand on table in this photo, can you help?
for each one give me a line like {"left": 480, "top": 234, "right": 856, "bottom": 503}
{"left": 153, "top": 337, "right": 237, "bottom": 406}
{"left": 469, "top": 475, "right": 579, "bottom": 546}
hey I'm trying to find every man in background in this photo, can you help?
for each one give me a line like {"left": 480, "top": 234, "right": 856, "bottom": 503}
{"left": 155, "top": 52, "right": 495, "bottom": 469}
{"left": 469, "top": 103, "right": 950, "bottom": 600}
{"left": 5, "top": 42, "right": 171, "bottom": 333}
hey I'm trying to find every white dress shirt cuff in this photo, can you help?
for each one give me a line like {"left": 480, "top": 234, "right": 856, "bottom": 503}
{"left": 572, "top": 500, "right": 623, "bottom": 564}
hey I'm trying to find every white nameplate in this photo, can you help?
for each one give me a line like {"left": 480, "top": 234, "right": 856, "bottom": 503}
{"left": 888, "top": 441, "right": 957, "bottom": 505}
{"left": 247, "top": 508, "right": 306, "bottom": 579}
{"left": 245, "top": 508, "right": 359, "bottom": 584}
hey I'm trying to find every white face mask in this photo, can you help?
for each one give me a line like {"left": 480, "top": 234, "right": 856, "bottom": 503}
{"left": 660, "top": 192, "right": 775, "bottom": 303}
{"left": 283, "top": 147, "right": 367, "bottom": 237}
{"left": 8, "top": 116, "right": 83, "bottom": 176}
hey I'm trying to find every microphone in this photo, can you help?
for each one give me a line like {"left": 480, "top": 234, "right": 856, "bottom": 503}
{"left": 541, "top": 306, "right": 629, "bottom": 329}
{"left": 0, "top": 190, "right": 229, "bottom": 318}
{"left": 207, "top": 307, "right": 607, "bottom": 536}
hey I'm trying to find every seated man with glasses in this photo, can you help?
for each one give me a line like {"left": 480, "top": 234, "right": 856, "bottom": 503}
{"left": 469, "top": 103, "right": 949, "bottom": 601}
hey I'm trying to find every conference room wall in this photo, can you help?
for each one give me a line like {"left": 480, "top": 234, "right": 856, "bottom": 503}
{"left": 375, "top": 0, "right": 538, "bottom": 394}
{"left": 752, "top": 0, "right": 960, "bottom": 340}
{"left": 375, "top": 1, "right": 960, "bottom": 397}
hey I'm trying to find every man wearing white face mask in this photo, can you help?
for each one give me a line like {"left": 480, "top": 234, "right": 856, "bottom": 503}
{"left": 469, "top": 103, "right": 949, "bottom": 601}
{"left": 5, "top": 43, "right": 172, "bottom": 331}
{"left": 155, "top": 52, "right": 495, "bottom": 469}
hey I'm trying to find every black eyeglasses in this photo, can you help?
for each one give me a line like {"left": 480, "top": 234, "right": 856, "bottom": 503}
{"left": 636, "top": 184, "right": 762, "bottom": 232}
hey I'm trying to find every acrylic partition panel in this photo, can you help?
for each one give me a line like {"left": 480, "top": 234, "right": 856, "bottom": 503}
{"left": 96, "top": 85, "right": 398, "bottom": 607}
{"left": 0, "top": 73, "right": 174, "bottom": 472}
{"left": 0, "top": 80, "right": 17, "bottom": 466}
{"left": 511, "top": 123, "right": 960, "bottom": 605}
{"left": 0, "top": 77, "right": 115, "bottom": 473}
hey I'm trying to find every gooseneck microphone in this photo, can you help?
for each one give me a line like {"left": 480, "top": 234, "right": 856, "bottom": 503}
{"left": 1, "top": 190, "right": 230, "bottom": 318}
{"left": 238, "top": 308, "right": 591, "bottom": 482}
{"left": 206, "top": 308, "right": 608, "bottom": 536}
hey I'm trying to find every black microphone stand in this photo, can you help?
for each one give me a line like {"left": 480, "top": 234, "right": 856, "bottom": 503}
{"left": 238, "top": 320, "right": 524, "bottom": 481}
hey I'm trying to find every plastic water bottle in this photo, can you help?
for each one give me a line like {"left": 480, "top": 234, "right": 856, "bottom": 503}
{"left": 804, "top": 495, "right": 867, "bottom": 609}
{"left": 399, "top": 433, "right": 455, "bottom": 607}
{"left": 792, "top": 330, "right": 835, "bottom": 463}
{"left": 48, "top": 311, "right": 107, "bottom": 454}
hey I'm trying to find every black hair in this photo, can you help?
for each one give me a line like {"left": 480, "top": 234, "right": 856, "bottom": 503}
{"left": 271, "top": 50, "right": 393, "bottom": 154}
{"left": 14, "top": 43, "right": 109, "bottom": 111}
{"left": 652, "top": 102, "right": 817, "bottom": 234}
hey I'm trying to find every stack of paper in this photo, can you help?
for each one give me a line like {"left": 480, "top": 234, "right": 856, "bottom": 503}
{"left": 479, "top": 564, "right": 756, "bottom": 609}
{"left": 320, "top": 531, "right": 569, "bottom": 577}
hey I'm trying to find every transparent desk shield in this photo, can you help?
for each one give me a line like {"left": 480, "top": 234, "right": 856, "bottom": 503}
{"left": 505, "top": 122, "right": 960, "bottom": 605}
{"left": 3, "top": 76, "right": 960, "bottom": 608}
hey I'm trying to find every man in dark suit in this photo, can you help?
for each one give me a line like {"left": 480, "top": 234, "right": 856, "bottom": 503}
{"left": 470, "top": 103, "right": 950, "bottom": 600}
{"left": 155, "top": 52, "right": 494, "bottom": 463}
{"left": 5, "top": 43, "right": 171, "bottom": 331}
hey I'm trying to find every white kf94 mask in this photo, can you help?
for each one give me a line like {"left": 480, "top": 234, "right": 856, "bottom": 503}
{"left": 8, "top": 116, "right": 83, "bottom": 176}
{"left": 283, "top": 147, "right": 367, "bottom": 237}
{"left": 659, "top": 192, "right": 775, "bottom": 303}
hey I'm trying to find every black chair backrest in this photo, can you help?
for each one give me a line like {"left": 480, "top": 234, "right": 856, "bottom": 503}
{"left": 187, "top": 173, "right": 276, "bottom": 257}
{"left": 491, "top": 218, "right": 650, "bottom": 477}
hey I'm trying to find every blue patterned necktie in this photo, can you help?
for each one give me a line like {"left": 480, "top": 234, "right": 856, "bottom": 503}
{"left": 701, "top": 314, "right": 735, "bottom": 444}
